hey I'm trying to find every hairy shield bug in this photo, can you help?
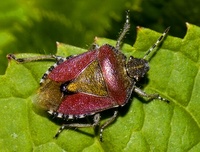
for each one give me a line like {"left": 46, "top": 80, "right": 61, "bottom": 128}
{"left": 7, "top": 12, "right": 169, "bottom": 141}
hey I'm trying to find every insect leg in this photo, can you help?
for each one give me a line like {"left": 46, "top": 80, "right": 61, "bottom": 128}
{"left": 7, "top": 54, "right": 75, "bottom": 84}
{"left": 54, "top": 113, "right": 101, "bottom": 138}
{"left": 7, "top": 54, "right": 58, "bottom": 63}
{"left": 99, "top": 110, "right": 118, "bottom": 142}
{"left": 134, "top": 87, "right": 169, "bottom": 102}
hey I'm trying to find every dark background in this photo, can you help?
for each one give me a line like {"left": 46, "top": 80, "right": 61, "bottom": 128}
{"left": 0, "top": 0, "right": 199, "bottom": 74}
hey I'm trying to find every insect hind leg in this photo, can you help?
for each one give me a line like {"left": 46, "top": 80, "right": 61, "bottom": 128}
{"left": 7, "top": 54, "right": 56, "bottom": 63}
{"left": 7, "top": 53, "right": 75, "bottom": 85}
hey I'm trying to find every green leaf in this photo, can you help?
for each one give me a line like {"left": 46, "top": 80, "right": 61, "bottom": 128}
{"left": 1, "top": 23, "right": 200, "bottom": 152}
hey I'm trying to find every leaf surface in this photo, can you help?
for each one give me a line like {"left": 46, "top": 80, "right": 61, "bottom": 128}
{"left": 1, "top": 23, "right": 200, "bottom": 152}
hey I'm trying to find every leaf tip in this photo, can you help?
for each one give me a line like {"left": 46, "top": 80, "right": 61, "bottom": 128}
{"left": 56, "top": 41, "right": 61, "bottom": 47}
{"left": 186, "top": 22, "right": 191, "bottom": 28}
{"left": 136, "top": 26, "right": 143, "bottom": 31}
{"left": 94, "top": 36, "right": 99, "bottom": 43}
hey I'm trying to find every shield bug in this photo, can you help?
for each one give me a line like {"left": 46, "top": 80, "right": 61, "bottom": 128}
{"left": 7, "top": 12, "right": 169, "bottom": 141}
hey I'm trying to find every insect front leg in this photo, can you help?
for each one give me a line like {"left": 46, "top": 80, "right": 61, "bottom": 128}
{"left": 134, "top": 87, "right": 169, "bottom": 102}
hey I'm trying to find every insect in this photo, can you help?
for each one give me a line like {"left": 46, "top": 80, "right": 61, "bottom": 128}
{"left": 7, "top": 12, "right": 169, "bottom": 141}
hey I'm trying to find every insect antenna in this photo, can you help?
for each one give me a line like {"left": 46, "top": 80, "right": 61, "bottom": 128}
{"left": 116, "top": 10, "right": 131, "bottom": 50}
{"left": 143, "top": 26, "right": 170, "bottom": 60}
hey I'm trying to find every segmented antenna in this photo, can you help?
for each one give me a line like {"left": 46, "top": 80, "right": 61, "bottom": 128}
{"left": 143, "top": 26, "right": 170, "bottom": 59}
{"left": 116, "top": 10, "right": 131, "bottom": 50}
